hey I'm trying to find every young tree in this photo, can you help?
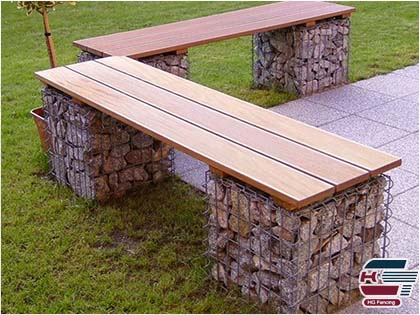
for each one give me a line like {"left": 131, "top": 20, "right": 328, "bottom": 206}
{"left": 17, "top": 1, "right": 76, "bottom": 68}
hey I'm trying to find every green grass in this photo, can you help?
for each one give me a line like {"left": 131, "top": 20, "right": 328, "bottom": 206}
{"left": 1, "top": 1, "right": 418, "bottom": 313}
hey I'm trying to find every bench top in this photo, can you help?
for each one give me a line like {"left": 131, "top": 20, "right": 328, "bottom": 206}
{"left": 35, "top": 56, "right": 400, "bottom": 209}
{"left": 73, "top": 1, "right": 355, "bottom": 59}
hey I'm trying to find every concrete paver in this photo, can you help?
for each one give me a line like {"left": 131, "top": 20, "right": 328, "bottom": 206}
{"left": 357, "top": 98, "right": 418, "bottom": 133}
{"left": 379, "top": 132, "right": 419, "bottom": 175}
{"left": 353, "top": 72, "right": 418, "bottom": 97}
{"left": 305, "top": 84, "right": 395, "bottom": 114}
{"left": 270, "top": 99, "right": 349, "bottom": 127}
{"left": 320, "top": 115, "right": 409, "bottom": 148}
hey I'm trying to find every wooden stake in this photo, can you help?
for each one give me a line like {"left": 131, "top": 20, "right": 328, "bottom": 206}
{"left": 42, "top": 10, "right": 58, "bottom": 68}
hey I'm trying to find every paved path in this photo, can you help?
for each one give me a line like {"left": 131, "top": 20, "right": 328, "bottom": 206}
{"left": 174, "top": 65, "right": 419, "bottom": 314}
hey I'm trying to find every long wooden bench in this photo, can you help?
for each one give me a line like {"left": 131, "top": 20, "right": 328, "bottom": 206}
{"left": 35, "top": 57, "right": 400, "bottom": 312}
{"left": 74, "top": 2, "right": 355, "bottom": 58}
{"left": 73, "top": 1, "right": 355, "bottom": 95}
{"left": 35, "top": 56, "right": 400, "bottom": 209}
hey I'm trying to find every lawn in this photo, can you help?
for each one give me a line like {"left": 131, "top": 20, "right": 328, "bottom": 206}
{"left": 1, "top": 1, "right": 418, "bottom": 313}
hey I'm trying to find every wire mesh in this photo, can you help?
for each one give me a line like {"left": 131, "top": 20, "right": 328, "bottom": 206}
{"left": 41, "top": 87, "right": 174, "bottom": 202}
{"left": 204, "top": 170, "right": 392, "bottom": 313}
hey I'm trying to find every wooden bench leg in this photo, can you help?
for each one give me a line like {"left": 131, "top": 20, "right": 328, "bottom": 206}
{"left": 206, "top": 173, "right": 390, "bottom": 313}
{"left": 253, "top": 16, "right": 351, "bottom": 96}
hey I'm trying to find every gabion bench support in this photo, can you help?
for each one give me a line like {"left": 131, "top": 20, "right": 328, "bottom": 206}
{"left": 78, "top": 50, "right": 189, "bottom": 79}
{"left": 42, "top": 87, "right": 173, "bottom": 201}
{"left": 253, "top": 17, "right": 350, "bottom": 95}
{"left": 205, "top": 171, "right": 393, "bottom": 314}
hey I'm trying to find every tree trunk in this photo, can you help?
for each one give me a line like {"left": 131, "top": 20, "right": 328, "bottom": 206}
{"left": 42, "top": 10, "right": 58, "bottom": 68}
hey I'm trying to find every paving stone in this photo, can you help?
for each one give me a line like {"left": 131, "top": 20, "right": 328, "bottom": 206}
{"left": 305, "top": 85, "right": 395, "bottom": 114}
{"left": 386, "top": 218, "right": 419, "bottom": 269}
{"left": 391, "top": 187, "right": 419, "bottom": 228}
{"left": 393, "top": 64, "right": 419, "bottom": 80}
{"left": 270, "top": 99, "right": 349, "bottom": 126}
{"left": 353, "top": 73, "right": 418, "bottom": 98}
{"left": 410, "top": 279, "right": 418, "bottom": 301}
{"left": 174, "top": 150, "right": 207, "bottom": 175}
{"left": 320, "top": 115, "right": 409, "bottom": 148}
{"left": 385, "top": 168, "right": 418, "bottom": 196}
{"left": 178, "top": 164, "right": 208, "bottom": 192}
{"left": 402, "top": 92, "right": 419, "bottom": 104}
{"left": 379, "top": 133, "right": 419, "bottom": 174}
{"left": 357, "top": 99, "right": 418, "bottom": 132}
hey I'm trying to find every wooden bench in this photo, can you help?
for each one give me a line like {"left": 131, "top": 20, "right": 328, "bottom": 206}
{"left": 35, "top": 56, "right": 399, "bottom": 209}
{"left": 35, "top": 57, "right": 400, "bottom": 312}
{"left": 73, "top": 1, "right": 356, "bottom": 95}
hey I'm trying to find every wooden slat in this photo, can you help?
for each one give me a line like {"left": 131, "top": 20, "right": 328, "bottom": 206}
{"left": 75, "top": 1, "right": 314, "bottom": 51}
{"left": 73, "top": 1, "right": 355, "bottom": 58}
{"left": 66, "top": 60, "right": 369, "bottom": 191}
{"left": 99, "top": 56, "right": 401, "bottom": 175}
{"left": 35, "top": 66, "right": 335, "bottom": 208}
{"left": 106, "top": 5, "right": 355, "bottom": 58}
{"left": 108, "top": 6, "right": 353, "bottom": 58}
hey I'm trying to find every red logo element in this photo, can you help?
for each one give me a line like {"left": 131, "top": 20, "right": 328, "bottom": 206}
{"left": 363, "top": 299, "right": 401, "bottom": 308}
{"left": 360, "top": 270, "right": 378, "bottom": 283}
{"left": 359, "top": 259, "right": 418, "bottom": 308}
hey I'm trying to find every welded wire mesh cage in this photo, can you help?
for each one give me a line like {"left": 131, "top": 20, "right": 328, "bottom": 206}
{"left": 41, "top": 87, "right": 174, "bottom": 201}
{"left": 204, "top": 171, "right": 393, "bottom": 313}
{"left": 252, "top": 16, "right": 351, "bottom": 96}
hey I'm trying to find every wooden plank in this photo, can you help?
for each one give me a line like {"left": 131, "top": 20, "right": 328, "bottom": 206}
{"left": 74, "top": 1, "right": 315, "bottom": 50}
{"left": 74, "top": 2, "right": 355, "bottom": 58}
{"left": 106, "top": 5, "right": 355, "bottom": 58}
{"left": 67, "top": 60, "right": 369, "bottom": 191}
{"left": 34, "top": 66, "right": 335, "bottom": 208}
{"left": 99, "top": 56, "right": 401, "bottom": 175}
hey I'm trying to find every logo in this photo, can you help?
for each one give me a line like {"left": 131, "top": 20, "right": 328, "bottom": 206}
{"left": 359, "top": 258, "right": 418, "bottom": 308}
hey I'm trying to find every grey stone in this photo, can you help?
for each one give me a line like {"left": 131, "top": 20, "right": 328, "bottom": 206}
{"left": 321, "top": 233, "right": 349, "bottom": 257}
{"left": 270, "top": 99, "right": 349, "bottom": 127}
{"left": 384, "top": 168, "right": 418, "bottom": 196}
{"left": 300, "top": 215, "right": 318, "bottom": 242}
{"left": 211, "top": 263, "right": 227, "bottom": 286}
{"left": 387, "top": 218, "right": 419, "bottom": 268}
{"left": 379, "top": 133, "right": 418, "bottom": 174}
{"left": 178, "top": 164, "right": 208, "bottom": 192}
{"left": 357, "top": 99, "right": 418, "bottom": 133}
{"left": 391, "top": 187, "right": 419, "bottom": 227}
{"left": 320, "top": 280, "right": 351, "bottom": 306}
{"left": 132, "top": 132, "right": 154, "bottom": 148}
{"left": 305, "top": 84, "right": 395, "bottom": 114}
{"left": 308, "top": 262, "right": 331, "bottom": 292}
{"left": 337, "top": 274, "right": 360, "bottom": 291}
{"left": 393, "top": 64, "right": 419, "bottom": 80}
{"left": 110, "top": 143, "right": 130, "bottom": 158}
{"left": 320, "top": 115, "right": 409, "bottom": 148}
{"left": 354, "top": 73, "right": 419, "bottom": 97}
{"left": 402, "top": 92, "right": 419, "bottom": 104}
{"left": 173, "top": 150, "right": 206, "bottom": 174}
{"left": 301, "top": 295, "right": 329, "bottom": 314}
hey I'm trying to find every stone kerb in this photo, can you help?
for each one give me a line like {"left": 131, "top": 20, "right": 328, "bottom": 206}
{"left": 206, "top": 172, "right": 390, "bottom": 313}
{"left": 253, "top": 17, "right": 350, "bottom": 96}
{"left": 42, "top": 86, "right": 172, "bottom": 201}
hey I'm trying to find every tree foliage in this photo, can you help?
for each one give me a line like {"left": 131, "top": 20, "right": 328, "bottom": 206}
{"left": 17, "top": 1, "right": 76, "bottom": 16}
